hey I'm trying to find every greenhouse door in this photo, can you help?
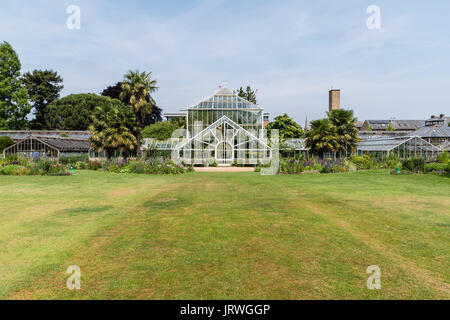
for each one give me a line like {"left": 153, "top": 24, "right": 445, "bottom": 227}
{"left": 216, "top": 141, "right": 233, "bottom": 165}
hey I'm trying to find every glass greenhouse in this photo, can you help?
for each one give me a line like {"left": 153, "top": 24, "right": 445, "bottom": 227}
{"left": 187, "top": 88, "right": 264, "bottom": 136}
{"left": 356, "top": 136, "right": 441, "bottom": 159}
{"left": 3, "top": 135, "right": 90, "bottom": 159}
{"left": 168, "top": 88, "right": 272, "bottom": 165}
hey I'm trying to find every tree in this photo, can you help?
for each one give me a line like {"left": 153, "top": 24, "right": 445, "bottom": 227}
{"left": 236, "top": 86, "right": 257, "bottom": 104}
{"left": 22, "top": 70, "right": 63, "bottom": 129}
{"left": 45, "top": 94, "right": 120, "bottom": 130}
{"left": 169, "top": 117, "right": 186, "bottom": 129}
{"left": 120, "top": 71, "right": 158, "bottom": 158}
{"left": 89, "top": 99, "right": 137, "bottom": 159}
{"left": 142, "top": 121, "right": 180, "bottom": 141}
{"left": 266, "top": 113, "right": 303, "bottom": 140}
{"left": 305, "top": 118, "right": 338, "bottom": 158}
{"left": 0, "top": 41, "right": 30, "bottom": 129}
{"left": 327, "top": 109, "right": 360, "bottom": 153}
{"left": 0, "top": 136, "right": 14, "bottom": 152}
{"left": 386, "top": 122, "right": 396, "bottom": 132}
{"left": 102, "top": 81, "right": 163, "bottom": 127}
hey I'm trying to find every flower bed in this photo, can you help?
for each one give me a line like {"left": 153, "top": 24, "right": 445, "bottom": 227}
{"left": 73, "top": 158, "right": 193, "bottom": 175}
{"left": 0, "top": 157, "right": 71, "bottom": 176}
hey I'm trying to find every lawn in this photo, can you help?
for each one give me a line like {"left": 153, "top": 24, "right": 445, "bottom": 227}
{"left": 0, "top": 170, "right": 449, "bottom": 300}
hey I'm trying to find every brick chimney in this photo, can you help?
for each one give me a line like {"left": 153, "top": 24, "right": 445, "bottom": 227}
{"left": 329, "top": 89, "right": 340, "bottom": 112}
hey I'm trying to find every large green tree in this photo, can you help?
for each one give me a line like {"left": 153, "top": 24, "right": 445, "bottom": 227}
{"left": 120, "top": 71, "right": 158, "bottom": 158}
{"left": 266, "top": 113, "right": 303, "bottom": 140}
{"left": 22, "top": 69, "right": 64, "bottom": 129}
{"left": 101, "top": 81, "right": 162, "bottom": 126}
{"left": 236, "top": 86, "right": 257, "bottom": 104}
{"left": 142, "top": 121, "right": 180, "bottom": 141}
{"left": 0, "top": 41, "right": 30, "bottom": 129}
{"left": 327, "top": 109, "right": 360, "bottom": 153}
{"left": 89, "top": 100, "right": 137, "bottom": 159}
{"left": 45, "top": 94, "right": 120, "bottom": 130}
{"left": 305, "top": 118, "right": 338, "bottom": 158}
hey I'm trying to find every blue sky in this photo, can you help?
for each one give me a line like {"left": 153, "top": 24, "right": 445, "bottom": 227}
{"left": 1, "top": 0, "right": 449, "bottom": 123}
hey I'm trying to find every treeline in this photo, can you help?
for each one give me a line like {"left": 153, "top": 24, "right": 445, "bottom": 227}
{"left": 0, "top": 41, "right": 163, "bottom": 131}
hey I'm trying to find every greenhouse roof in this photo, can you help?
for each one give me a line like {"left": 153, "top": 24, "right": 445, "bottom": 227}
{"left": 30, "top": 136, "right": 90, "bottom": 152}
{"left": 142, "top": 138, "right": 183, "bottom": 151}
{"left": 357, "top": 136, "right": 440, "bottom": 152}
{"left": 282, "top": 139, "right": 309, "bottom": 151}
{"left": 4, "top": 135, "right": 91, "bottom": 153}
{"left": 187, "top": 88, "right": 261, "bottom": 110}
{"left": 412, "top": 126, "right": 450, "bottom": 138}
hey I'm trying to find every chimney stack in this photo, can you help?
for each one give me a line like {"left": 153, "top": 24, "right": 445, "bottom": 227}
{"left": 329, "top": 89, "right": 340, "bottom": 112}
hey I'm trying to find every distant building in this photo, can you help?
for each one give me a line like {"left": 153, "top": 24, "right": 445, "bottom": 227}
{"left": 0, "top": 130, "right": 90, "bottom": 142}
{"left": 412, "top": 114, "right": 450, "bottom": 151}
{"left": 3, "top": 135, "right": 90, "bottom": 159}
{"left": 164, "top": 111, "right": 187, "bottom": 122}
{"left": 329, "top": 89, "right": 340, "bottom": 112}
{"left": 425, "top": 114, "right": 449, "bottom": 127}
{"left": 360, "top": 120, "right": 425, "bottom": 132}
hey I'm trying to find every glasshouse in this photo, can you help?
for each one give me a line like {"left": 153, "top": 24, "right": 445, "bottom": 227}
{"left": 356, "top": 136, "right": 441, "bottom": 159}
{"left": 3, "top": 135, "right": 90, "bottom": 159}
{"left": 163, "top": 88, "right": 273, "bottom": 165}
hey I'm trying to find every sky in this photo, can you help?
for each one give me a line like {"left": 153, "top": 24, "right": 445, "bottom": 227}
{"left": 1, "top": 0, "right": 449, "bottom": 124}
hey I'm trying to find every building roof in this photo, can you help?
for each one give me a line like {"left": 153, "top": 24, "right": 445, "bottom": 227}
{"left": 363, "top": 120, "right": 425, "bottom": 131}
{"left": 355, "top": 121, "right": 364, "bottom": 129}
{"left": 187, "top": 88, "right": 261, "bottom": 110}
{"left": 6, "top": 135, "right": 91, "bottom": 153}
{"left": 142, "top": 138, "right": 182, "bottom": 151}
{"left": 357, "top": 136, "right": 440, "bottom": 152}
{"left": 282, "top": 139, "right": 309, "bottom": 151}
{"left": 36, "top": 136, "right": 90, "bottom": 152}
{"left": 0, "top": 130, "right": 90, "bottom": 141}
{"left": 412, "top": 126, "right": 450, "bottom": 138}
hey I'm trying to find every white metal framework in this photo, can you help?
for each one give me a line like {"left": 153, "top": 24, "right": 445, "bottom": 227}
{"left": 356, "top": 136, "right": 441, "bottom": 159}
{"left": 174, "top": 116, "right": 272, "bottom": 165}
{"left": 186, "top": 88, "right": 264, "bottom": 138}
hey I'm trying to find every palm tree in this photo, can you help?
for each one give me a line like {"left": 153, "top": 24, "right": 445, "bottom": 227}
{"left": 120, "top": 70, "right": 158, "bottom": 158}
{"left": 89, "top": 102, "right": 137, "bottom": 160}
{"left": 306, "top": 118, "right": 339, "bottom": 159}
{"left": 327, "top": 109, "right": 360, "bottom": 154}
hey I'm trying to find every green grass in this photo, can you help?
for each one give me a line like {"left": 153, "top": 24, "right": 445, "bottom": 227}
{"left": 0, "top": 170, "right": 449, "bottom": 300}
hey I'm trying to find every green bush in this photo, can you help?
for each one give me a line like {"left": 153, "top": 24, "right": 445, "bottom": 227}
{"left": 348, "top": 154, "right": 376, "bottom": 170}
{"left": 437, "top": 151, "right": 449, "bottom": 164}
{"left": 0, "top": 136, "right": 14, "bottom": 152}
{"left": 142, "top": 122, "right": 180, "bottom": 140}
{"left": 280, "top": 159, "right": 305, "bottom": 174}
{"left": 209, "top": 161, "right": 218, "bottom": 167}
{"left": 59, "top": 155, "right": 89, "bottom": 165}
{"left": 425, "top": 162, "right": 448, "bottom": 173}
{"left": 401, "top": 157, "right": 425, "bottom": 173}
{"left": 1, "top": 165, "right": 21, "bottom": 175}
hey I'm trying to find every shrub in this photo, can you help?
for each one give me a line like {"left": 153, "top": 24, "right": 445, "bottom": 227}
{"left": 74, "top": 161, "right": 88, "bottom": 170}
{"left": 401, "top": 157, "right": 425, "bottom": 173}
{"left": 0, "top": 136, "right": 14, "bottom": 152}
{"left": 142, "top": 122, "right": 180, "bottom": 140}
{"left": 1, "top": 165, "right": 21, "bottom": 175}
{"left": 280, "top": 159, "right": 305, "bottom": 174}
{"left": 88, "top": 161, "right": 102, "bottom": 171}
{"left": 348, "top": 154, "right": 376, "bottom": 170}
{"left": 425, "top": 162, "right": 448, "bottom": 173}
{"left": 209, "top": 161, "right": 218, "bottom": 167}
{"left": 437, "top": 151, "right": 449, "bottom": 164}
